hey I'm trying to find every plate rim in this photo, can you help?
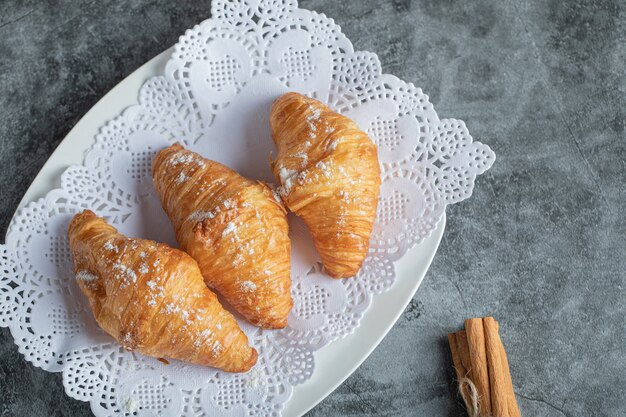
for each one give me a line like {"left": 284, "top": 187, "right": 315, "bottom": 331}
{"left": 8, "top": 47, "right": 444, "bottom": 417}
{"left": 287, "top": 215, "right": 444, "bottom": 416}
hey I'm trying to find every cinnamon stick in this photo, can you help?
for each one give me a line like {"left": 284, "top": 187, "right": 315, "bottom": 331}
{"left": 448, "top": 332, "right": 472, "bottom": 409}
{"left": 465, "top": 318, "right": 491, "bottom": 414}
{"left": 490, "top": 318, "right": 519, "bottom": 415}
{"left": 497, "top": 328, "right": 521, "bottom": 417}
{"left": 456, "top": 330, "right": 472, "bottom": 373}
{"left": 483, "top": 317, "right": 508, "bottom": 416}
{"left": 448, "top": 332, "right": 466, "bottom": 378}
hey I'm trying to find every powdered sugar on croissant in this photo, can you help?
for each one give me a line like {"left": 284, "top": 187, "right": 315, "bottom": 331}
{"left": 152, "top": 144, "right": 292, "bottom": 329}
{"left": 270, "top": 92, "right": 381, "bottom": 278}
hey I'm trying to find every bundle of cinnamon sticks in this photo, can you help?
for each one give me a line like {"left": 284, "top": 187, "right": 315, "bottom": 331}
{"left": 448, "top": 317, "right": 520, "bottom": 417}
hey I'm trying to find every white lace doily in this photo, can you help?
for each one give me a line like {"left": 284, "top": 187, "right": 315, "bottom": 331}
{"left": 0, "top": 1, "right": 495, "bottom": 416}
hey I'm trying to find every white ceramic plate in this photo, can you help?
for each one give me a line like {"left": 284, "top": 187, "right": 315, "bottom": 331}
{"left": 11, "top": 48, "right": 444, "bottom": 417}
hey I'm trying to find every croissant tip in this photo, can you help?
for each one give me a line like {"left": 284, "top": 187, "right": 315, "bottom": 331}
{"left": 272, "top": 91, "right": 306, "bottom": 108}
{"left": 152, "top": 143, "right": 186, "bottom": 175}
{"left": 157, "top": 142, "right": 185, "bottom": 157}
{"left": 78, "top": 209, "right": 96, "bottom": 218}
{"left": 210, "top": 347, "right": 258, "bottom": 373}
{"left": 229, "top": 347, "right": 258, "bottom": 373}
{"left": 249, "top": 347, "right": 259, "bottom": 367}
{"left": 245, "top": 316, "right": 288, "bottom": 330}
{"left": 275, "top": 91, "right": 299, "bottom": 100}
{"left": 258, "top": 318, "right": 289, "bottom": 330}
{"left": 68, "top": 209, "right": 97, "bottom": 233}
{"left": 156, "top": 142, "right": 184, "bottom": 157}
{"left": 325, "top": 265, "right": 359, "bottom": 279}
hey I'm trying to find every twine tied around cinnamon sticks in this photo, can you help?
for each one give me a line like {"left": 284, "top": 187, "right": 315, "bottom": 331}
{"left": 448, "top": 317, "right": 521, "bottom": 417}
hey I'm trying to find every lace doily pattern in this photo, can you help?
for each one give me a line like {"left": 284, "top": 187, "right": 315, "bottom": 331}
{"left": 0, "top": 1, "right": 494, "bottom": 415}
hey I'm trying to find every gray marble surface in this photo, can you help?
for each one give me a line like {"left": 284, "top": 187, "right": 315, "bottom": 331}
{"left": 1, "top": 0, "right": 624, "bottom": 416}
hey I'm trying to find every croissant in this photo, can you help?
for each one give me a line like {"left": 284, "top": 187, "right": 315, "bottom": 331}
{"left": 270, "top": 92, "right": 381, "bottom": 278}
{"left": 152, "top": 144, "right": 292, "bottom": 329}
{"left": 68, "top": 210, "right": 257, "bottom": 372}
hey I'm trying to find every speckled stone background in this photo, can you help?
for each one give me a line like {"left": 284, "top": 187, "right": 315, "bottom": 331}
{"left": 1, "top": 0, "right": 624, "bottom": 416}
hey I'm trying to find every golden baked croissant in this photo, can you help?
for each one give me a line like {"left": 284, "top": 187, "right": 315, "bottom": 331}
{"left": 68, "top": 210, "right": 257, "bottom": 372}
{"left": 152, "top": 144, "right": 292, "bottom": 329}
{"left": 270, "top": 92, "right": 381, "bottom": 278}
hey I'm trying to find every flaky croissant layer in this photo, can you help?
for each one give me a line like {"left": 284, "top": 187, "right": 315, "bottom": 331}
{"left": 68, "top": 210, "right": 257, "bottom": 372}
{"left": 152, "top": 144, "right": 293, "bottom": 329}
{"left": 270, "top": 92, "right": 381, "bottom": 278}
